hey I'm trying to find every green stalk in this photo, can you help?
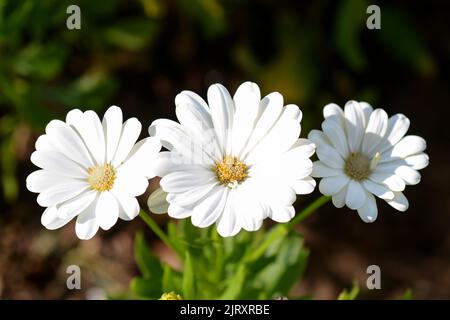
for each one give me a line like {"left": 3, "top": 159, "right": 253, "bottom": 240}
{"left": 287, "top": 195, "right": 331, "bottom": 229}
{"left": 225, "top": 195, "right": 331, "bottom": 298}
{"left": 248, "top": 195, "right": 330, "bottom": 263}
{"left": 139, "top": 210, "right": 183, "bottom": 257}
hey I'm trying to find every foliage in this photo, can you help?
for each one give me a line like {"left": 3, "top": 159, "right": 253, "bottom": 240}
{"left": 131, "top": 220, "right": 309, "bottom": 300}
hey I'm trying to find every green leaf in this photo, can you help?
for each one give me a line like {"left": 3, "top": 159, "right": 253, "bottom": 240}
{"left": 167, "top": 221, "right": 185, "bottom": 256}
{"left": 130, "top": 277, "right": 161, "bottom": 299}
{"left": 102, "top": 17, "right": 158, "bottom": 50}
{"left": 334, "top": 0, "right": 368, "bottom": 71}
{"left": 254, "top": 233, "right": 309, "bottom": 297}
{"left": 219, "top": 265, "right": 247, "bottom": 299}
{"left": 182, "top": 251, "right": 196, "bottom": 299}
{"left": 377, "top": 6, "right": 435, "bottom": 75}
{"left": 338, "top": 283, "right": 360, "bottom": 300}
{"left": 44, "top": 73, "right": 117, "bottom": 110}
{"left": 12, "top": 43, "right": 67, "bottom": 80}
{"left": 162, "top": 264, "right": 183, "bottom": 293}
{"left": 134, "top": 232, "right": 163, "bottom": 279}
{"left": 176, "top": 0, "right": 226, "bottom": 37}
{"left": 400, "top": 289, "right": 413, "bottom": 300}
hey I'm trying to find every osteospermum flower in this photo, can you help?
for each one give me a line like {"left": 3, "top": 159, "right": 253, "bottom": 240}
{"left": 148, "top": 81, "right": 316, "bottom": 237}
{"left": 309, "top": 101, "right": 429, "bottom": 222}
{"left": 26, "top": 106, "right": 161, "bottom": 239}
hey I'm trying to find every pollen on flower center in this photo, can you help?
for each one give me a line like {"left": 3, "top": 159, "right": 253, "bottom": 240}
{"left": 344, "top": 152, "right": 372, "bottom": 181}
{"left": 87, "top": 163, "right": 116, "bottom": 192}
{"left": 215, "top": 156, "right": 248, "bottom": 188}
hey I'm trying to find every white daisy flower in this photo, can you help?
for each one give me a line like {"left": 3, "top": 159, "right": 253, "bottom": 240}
{"left": 309, "top": 101, "right": 429, "bottom": 222}
{"left": 148, "top": 81, "right": 316, "bottom": 237}
{"left": 26, "top": 106, "right": 161, "bottom": 240}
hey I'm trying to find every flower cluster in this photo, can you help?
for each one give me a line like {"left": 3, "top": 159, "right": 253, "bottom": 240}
{"left": 26, "top": 82, "right": 429, "bottom": 240}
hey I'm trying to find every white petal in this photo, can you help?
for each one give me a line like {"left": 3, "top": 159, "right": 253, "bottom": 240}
{"left": 26, "top": 170, "right": 75, "bottom": 193}
{"left": 386, "top": 191, "right": 409, "bottom": 211}
{"left": 290, "top": 177, "right": 316, "bottom": 194}
{"left": 358, "top": 102, "right": 373, "bottom": 123}
{"left": 270, "top": 206, "right": 295, "bottom": 223}
{"left": 235, "top": 189, "right": 264, "bottom": 232}
{"left": 80, "top": 111, "right": 106, "bottom": 165}
{"left": 362, "top": 179, "right": 394, "bottom": 200}
{"left": 308, "top": 129, "right": 332, "bottom": 149}
{"left": 322, "top": 119, "right": 349, "bottom": 158}
{"left": 405, "top": 153, "right": 429, "bottom": 170}
{"left": 395, "top": 165, "right": 421, "bottom": 185}
{"left": 290, "top": 138, "right": 316, "bottom": 158}
{"left": 45, "top": 120, "right": 94, "bottom": 168}
{"left": 149, "top": 119, "right": 215, "bottom": 165}
{"left": 41, "top": 206, "right": 73, "bottom": 230}
{"left": 35, "top": 134, "right": 53, "bottom": 152}
{"left": 244, "top": 107, "right": 300, "bottom": 165}
{"left": 150, "top": 151, "right": 207, "bottom": 177}
{"left": 357, "top": 193, "right": 378, "bottom": 222}
{"left": 168, "top": 181, "right": 218, "bottom": 208}
{"left": 114, "top": 170, "right": 149, "bottom": 197}
{"left": 331, "top": 185, "right": 347, "bottom": 208}
{"left": 316, "top": 144, "right": 345, "bottom": 169}
{"left": 103, "top": 106, "right": 123, "bottom": 162}
{"left": 95, "top": 191, "right": 119, "bottom": 230}
{"left": 241, "top": 92, "right": 283, "bottom": 157}
{"left": 160, "top": 170, "right": 214, "bottom": 194}
{"left": 75, "top": 199, "right": 100, "bottom": 240}
{"left": 344, "top": 101, "right": 366, "bottom": 152}
{"left": 112, "top": 118, "right": 142, "bottom": 166}
{"left": 345, "top": 180, "right": 367, "bottom": 210}
{"left": 252, "top": 148, "right": 313, "bottom": 181}
{"left": 312, "top": 161, "right": 342, "bottom": 177}
{"left": 267, "top": 184, "right": 296, "bottom": 207}
{"left": 175, "top": 91, "right": 221, "bottom": 160}
{"left": 231, "top": 81, "right": 261, "bottom": 156}
{"left": 31, "top": 150, "right": 87, "bottom": 178}
{"left": 319, "top": 175, "right": 349, "bottom": 196}
{"left": 57, "top": 190, "right": 97, "bottom": 219}
{"left": 283, "top": 104, "right": 303, "bottom": 122}
{"left": 379, "top": 113, "right": 410, "bottom": 153}
{"left": 168, "top": 204, "right": 192, "bottom": 219}
{"left": 216, "top": 190, "right": 240, "bottom": 237}
{"left": 323, "top": 103, "right": 345, "bottom": 125}
{"left": 207, "top": 84, "right": 234, "bottom": 154}
{"left": 147, "top": 187, "right": 169, "bottom": 214}
{"left": 373, "top": 160, "right": 405, "bottom": 174}
{"left": 191, "top": 186, "right": 227, "bottom": 228}
{"left": 362, "top": 108, "right": 388, "bottom": 156}
{"left": 37, "top": 182, "right": 89, "bottom": 207}
{"left": 66, "top": 109, "right": 83, "bottom": 126}
{"left": 389, "top": 135, "right": 427, "bottom": 158}
{"left": 119, "top": 137, "right": 161, "bottom": 178}
{"left": 175, "top": 90, "right": 212, "bottom": 129}
{"left": 370, "top": 172, "right": 405, "bottom": 192}
{"left": 114, "top": 193, "right": 139, "bottom": 221}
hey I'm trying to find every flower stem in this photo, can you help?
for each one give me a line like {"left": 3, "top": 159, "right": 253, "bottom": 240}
{"left": 247, "top": 195, "right": 330, "bottom": 263}
{"left": 287, "top": 195, "right": 331, "bottom": 230}
{"left": 139, "top": 210, "right": 182, "bottom": 257}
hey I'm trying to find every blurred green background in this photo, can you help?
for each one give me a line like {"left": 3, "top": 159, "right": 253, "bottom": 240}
{"left": 0, "top": 0, "right": 449, "bottom": 299}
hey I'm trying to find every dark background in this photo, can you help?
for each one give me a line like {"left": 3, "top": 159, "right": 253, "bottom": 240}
{"left": 0, "top": 0, "right": 449, "bottom": 299}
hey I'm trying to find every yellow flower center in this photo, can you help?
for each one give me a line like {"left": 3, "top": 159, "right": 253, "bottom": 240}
{"left": 159, "top": 292, "right": 183, "bottom": 300}
{"left": 344, "top": 152, "right": 371, "bottom": 181}
{"left": 214, "top": 156, "right": 248, "bottom": 188}
{"left": 87, "top": 163, "right": 116, "bottom": 192}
